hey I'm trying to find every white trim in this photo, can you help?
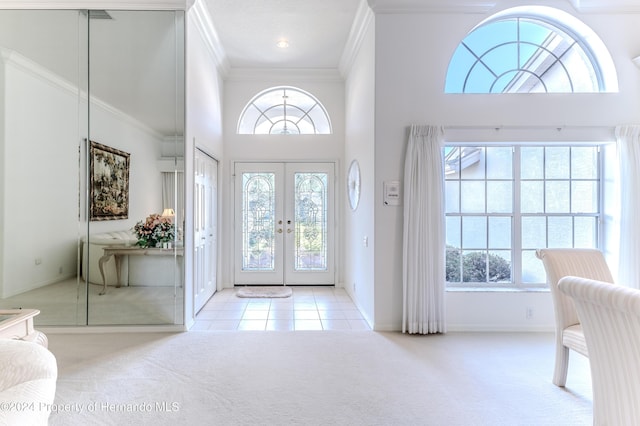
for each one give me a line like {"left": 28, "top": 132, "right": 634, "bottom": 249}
{"left": 226, "top": 67, "right": 343, "bottom": 82}
{"left": 446, "top": 324, "right": 554, "bottom": 332}
{"left": 367, "top": 0, "right": 496, "bottom": 14}
{"left": 568, "top": 0, "right": 640, "bottom": 13}
{"left": 92, "top": 95, "right": 164, "bottom": 140}
{"left": 40, "top": 325, "right": 187, "bottom": 333}
{"left": 339, "top": 0, "right": 374, "bottom": 78}
{"left": 189, "top": 0, "right": 230, "bottom": 76}
{"left": 0, "top": 48, "right": 78, "bottom": 97}
{"left": 443, "top": 125, "right": 616, "bottom": 143}
{"left": 363, "top": 0, "right": 640, "bottom": 15}
{"left": 0, "top": 0, "right": 190, "bottom": 10}
{"left": 0, "top": 47, "right": 163, "bottom": 140}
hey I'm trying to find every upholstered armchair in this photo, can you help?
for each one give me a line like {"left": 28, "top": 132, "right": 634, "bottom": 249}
{"left": 535, "top": 248, "right": 614, "bottom": 387}
{"left": 558, "top": 276, "right": 640, "bottom": 425}
{"left": 0, "top": 339, "right": 57, "bottom": 425}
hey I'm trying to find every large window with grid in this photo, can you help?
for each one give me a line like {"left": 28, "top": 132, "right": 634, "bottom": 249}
{"left": 445, "top": 144, "right": 602, "bottom": 289}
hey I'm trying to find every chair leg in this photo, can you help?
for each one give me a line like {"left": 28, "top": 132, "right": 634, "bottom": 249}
{"left": 553, "top": 344, "right": 570, "bottom": 387}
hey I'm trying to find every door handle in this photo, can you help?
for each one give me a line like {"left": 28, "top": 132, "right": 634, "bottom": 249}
{"left": 277, "top": 229, "right": 283, "bottom": 233}
{"left": 287, "top": 229, "right": 292, "bottom": 233}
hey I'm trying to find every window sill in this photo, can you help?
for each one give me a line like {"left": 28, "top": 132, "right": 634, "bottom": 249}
{"left": 446, "top": 287, "right": 549, "bottom": 293}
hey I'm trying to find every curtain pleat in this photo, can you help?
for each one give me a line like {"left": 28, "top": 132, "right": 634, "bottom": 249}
{"left": 402, "top": 124, "right": 446, "bottom": 334}
{"left": 616, "top": 125, "right": 640, "bottom": 289}
{"left": 162, "top": 171, "right": 184, "bottom": 224}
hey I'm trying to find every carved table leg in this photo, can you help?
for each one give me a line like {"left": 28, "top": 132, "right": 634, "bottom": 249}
{"left": 114, "top": 254, "right": 123, "bottom": 288}
{"left": 97, "top": 253, "right": 113, "bottom": 295}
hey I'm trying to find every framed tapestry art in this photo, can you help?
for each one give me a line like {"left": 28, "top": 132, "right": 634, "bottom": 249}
{"left": 90, "top": 141, "right": 130, "bottom": 221}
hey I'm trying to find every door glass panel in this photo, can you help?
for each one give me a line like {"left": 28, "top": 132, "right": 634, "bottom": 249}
{"left": 294, "top": 172, "right": 328, "bottom": 271}
{"left": 242, "top": 173, "right": 276, "bottom": 271}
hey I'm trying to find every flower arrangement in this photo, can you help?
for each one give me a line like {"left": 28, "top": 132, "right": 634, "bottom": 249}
{"left": 133, "top": 213, "right": 175, "bottom": 248}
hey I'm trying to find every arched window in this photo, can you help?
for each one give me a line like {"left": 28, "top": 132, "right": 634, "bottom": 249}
{"left": 237, "top": 86, "right": 332, "bottom": 134}
{"left": 445, "top": 6, "right": 618, "bottom": 93}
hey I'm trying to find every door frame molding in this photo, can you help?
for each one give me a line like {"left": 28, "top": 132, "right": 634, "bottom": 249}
{"left": 193, "top": 147, "right": 219, "bottom": 313}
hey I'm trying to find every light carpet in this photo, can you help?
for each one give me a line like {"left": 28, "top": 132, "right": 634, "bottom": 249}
{"left": 235, "top": 286, "right": 293, "bottom": 298}
{"left": 46, "top": 331, "right": 592, "bottom": 425}
{"left": 0, "top": 277, "right": 183, "bottom": 326}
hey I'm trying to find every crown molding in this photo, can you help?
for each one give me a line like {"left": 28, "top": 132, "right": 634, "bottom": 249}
{"left": 225, "top": 68, "right": 343, "bottom": 83}
{"left": 367, "top": 0, "right": 496, "bottom": 14}
{"left": 569, "top": 0, "right": 640, "bottom": 13}
{"left": 339, "top": 0, "right": 374, "bottom": 78}
{"left": 189, "top": 0, "right": 230, "bottom": 76}
{"left": 0, "top": 47, "right": 163, "bottom": 140}
{"left": 0, "top": 0, "right": 189, "bottom": 10}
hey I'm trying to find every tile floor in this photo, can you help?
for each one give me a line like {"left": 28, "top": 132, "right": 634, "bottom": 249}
{"left": 192, "top": 286, "right": 370, "bottom": 331}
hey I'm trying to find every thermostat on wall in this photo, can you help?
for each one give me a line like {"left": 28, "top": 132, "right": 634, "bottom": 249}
{"left": 383, "top": 181, "right": 401, "bottom": 206}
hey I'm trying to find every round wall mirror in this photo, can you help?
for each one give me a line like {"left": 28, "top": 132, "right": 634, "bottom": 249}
{"left": 348, "top": 159, "right": 361, "bottom": 211}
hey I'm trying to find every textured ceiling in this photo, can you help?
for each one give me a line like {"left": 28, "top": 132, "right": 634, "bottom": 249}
{"left": 203, "top": 0, "right": 360, "bottom": 69}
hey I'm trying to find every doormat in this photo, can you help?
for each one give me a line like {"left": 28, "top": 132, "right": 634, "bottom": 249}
{"left": 236, "top": 286, "right": 293, "bottom": 298}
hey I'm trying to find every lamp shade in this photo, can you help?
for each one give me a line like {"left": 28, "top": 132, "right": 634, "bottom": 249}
{"left": 161, "top": 208, "right": 175, "bottom": 217}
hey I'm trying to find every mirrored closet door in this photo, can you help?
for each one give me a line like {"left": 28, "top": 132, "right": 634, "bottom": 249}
{"left": 0, "top": 9, "right": 185, "bottom": 327}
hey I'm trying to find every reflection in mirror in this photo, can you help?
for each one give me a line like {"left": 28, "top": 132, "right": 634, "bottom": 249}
{"left": 0, "top": 9, "right": 185, "bottom": 327}
{"left": 86, "top": 10, "right": 185, "bottom": 325}
{"left": 0, "top": 10, "right": 88, "bottom": 325}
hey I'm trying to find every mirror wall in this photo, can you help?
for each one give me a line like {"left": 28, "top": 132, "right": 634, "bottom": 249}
{"left": 0, "top": 9, "right": 185, "bottom": 326}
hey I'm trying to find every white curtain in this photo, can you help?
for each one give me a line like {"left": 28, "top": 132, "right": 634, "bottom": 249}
{"left": 616, "top": 125, "right": 640, "bottom": 289}
{"left": 402, "top": 124, "right": 446, "bottom": 334}
{"left": 162, "top": 171, "right": 184, "bottom": 223}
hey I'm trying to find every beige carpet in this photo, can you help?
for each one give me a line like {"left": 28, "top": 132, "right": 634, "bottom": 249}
{"left": 236, "top": 286, "right": 293, "bottom": 298}
{"left": 46, "top": 331, "right": 592, "bottom": 425}
{"left": 0, "top": 277, "right": 183, "bottom": 326}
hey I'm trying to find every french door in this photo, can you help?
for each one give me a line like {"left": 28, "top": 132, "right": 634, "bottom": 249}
{"left": 234, "top": 162, "right": 335, "bottom": 285}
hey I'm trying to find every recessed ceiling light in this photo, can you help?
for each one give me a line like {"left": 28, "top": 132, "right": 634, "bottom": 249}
{"left": 276, "top": 39, "right": 289, "bottom": 49}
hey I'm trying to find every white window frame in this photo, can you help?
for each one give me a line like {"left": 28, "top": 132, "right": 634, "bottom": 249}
{"left": 444, "top": 5, "right": 618, "bottom": 93}
{"left": 445, "top": 142, "right": 607, "bottom": 290}
{"left": 237, "top": 86, "right": 332, "bottom": 135}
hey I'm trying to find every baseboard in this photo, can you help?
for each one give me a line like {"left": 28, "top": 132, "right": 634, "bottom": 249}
{"left": 39, "top": 324, "right": 187, "bottom": 334}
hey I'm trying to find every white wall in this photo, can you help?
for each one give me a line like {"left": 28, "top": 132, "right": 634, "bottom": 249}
{"left": 344, "top": 15, "right": 376, "bottom": 327}
{"left": 368, "top": 1, "right": 640, "bottom": 331}
{"left": 0, "top": 48, "right": 164, "bottom": 298}
{"left": 1, "top": 53, "right": 79, "bottom": 298}
{"left": 184, "top": 4, "right": 225, "bottom": 325}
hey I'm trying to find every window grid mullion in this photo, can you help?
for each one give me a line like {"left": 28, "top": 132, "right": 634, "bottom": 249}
{"left": 484, "top": 148, "right": 489, "bottom": 280}
{"left": 513, "top": 146, "right": 522, "bottom": 286}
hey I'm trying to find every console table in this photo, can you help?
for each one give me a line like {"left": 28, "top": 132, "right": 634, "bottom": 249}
{"left": 98, "top": 245, "right": 184, "bottom": 295}
{"left": 0, "top": 309, "right": 48, "bottom": 347}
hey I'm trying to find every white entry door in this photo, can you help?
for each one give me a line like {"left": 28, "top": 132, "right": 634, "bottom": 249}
{"left": 194, "top": 149, "right": 217, "bottom": 312}
{"left": 234, "top": 162, "right": 335, "bottom": 285}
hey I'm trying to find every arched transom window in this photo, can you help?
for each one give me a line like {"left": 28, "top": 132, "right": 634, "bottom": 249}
{"left": 238, "top": 86, "right": 332, "bottom": 134}
{"left": 445, "top": 6, "right": 618, "bottom": 93}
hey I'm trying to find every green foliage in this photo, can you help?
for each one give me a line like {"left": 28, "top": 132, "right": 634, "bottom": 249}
{"left": 446, "top": 247, "right": 511, "bottom": 283}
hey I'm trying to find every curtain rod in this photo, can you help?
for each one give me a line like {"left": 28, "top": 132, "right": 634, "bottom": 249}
{"left": 443, "top": 124, "right": 615, "bottom": 132}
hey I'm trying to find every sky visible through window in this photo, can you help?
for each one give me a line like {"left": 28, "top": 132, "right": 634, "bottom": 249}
{"left": 445, "top": 12, "right": 603, "bottom": 93}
